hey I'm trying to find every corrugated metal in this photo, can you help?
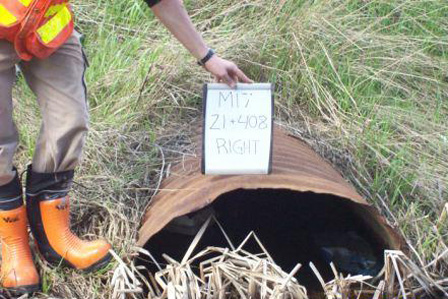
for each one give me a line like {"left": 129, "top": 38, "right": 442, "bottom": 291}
{"left": 138, "top": 127, "right": 403, "bottom": 250}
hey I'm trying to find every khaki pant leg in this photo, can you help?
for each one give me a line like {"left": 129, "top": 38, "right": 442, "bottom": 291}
{"left": 0, "top": 40, "right": 20, "bottom": 186}
{"left": 20, "top": 32, "right": 88, "bottom": 173}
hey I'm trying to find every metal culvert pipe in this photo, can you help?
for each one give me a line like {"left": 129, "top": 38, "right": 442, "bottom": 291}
{"left": 137, "top": 126, "right": 404, "bottom": 289}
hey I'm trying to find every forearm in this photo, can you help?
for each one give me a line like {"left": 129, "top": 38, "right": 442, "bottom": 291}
{"left": 149, "top": 0, "right": 252, "bottom": 86}
{"left": 151, "top": 0, "right": 208, "bottom": 60}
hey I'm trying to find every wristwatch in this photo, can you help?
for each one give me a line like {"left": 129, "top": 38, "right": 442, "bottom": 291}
{"left": 197, "top": 48, "right": 215, "bottom": 66}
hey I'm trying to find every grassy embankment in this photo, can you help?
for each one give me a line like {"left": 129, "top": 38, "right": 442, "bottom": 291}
{"left": 12, "top": 0, "right": 447, "bottom": 297}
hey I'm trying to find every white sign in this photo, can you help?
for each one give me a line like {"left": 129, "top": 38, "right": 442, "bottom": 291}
{"left": 202, "top": 83, "right": 273, "bottom": 175}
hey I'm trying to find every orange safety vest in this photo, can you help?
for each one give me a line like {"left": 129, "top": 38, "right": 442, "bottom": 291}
{"left": 0, "top": 0, "right": 74, "bottom": 60}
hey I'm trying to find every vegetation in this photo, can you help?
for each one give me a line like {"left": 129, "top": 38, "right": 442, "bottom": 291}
{"left": 12, "top": 0, "right": 447, "bottom": 297}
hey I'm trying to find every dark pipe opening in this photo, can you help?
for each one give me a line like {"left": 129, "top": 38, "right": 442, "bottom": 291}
{"left": 138, "top": 189, "right": 386, "bottom": 295}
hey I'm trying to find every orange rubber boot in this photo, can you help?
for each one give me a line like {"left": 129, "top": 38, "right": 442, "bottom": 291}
{"left": 26, "top": 167, "right": 112, "bottom": 271}
{"left": 0, "top": 206, "right": 40, "bottom": 293}
{"left": 28, "top": 196, "right": 112, "bottom": 271}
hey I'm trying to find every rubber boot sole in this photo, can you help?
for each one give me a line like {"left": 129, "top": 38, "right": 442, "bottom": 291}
{"left": 83, "top": 252, "right": 113, "bottom": 273}
{"left": 36, "top": 242, "right": 113, "bottom": 273}
{"left": 4, "top": 284, "right": 41, "bottom": 296}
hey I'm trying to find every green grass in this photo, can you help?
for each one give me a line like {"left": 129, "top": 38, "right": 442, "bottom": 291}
{"left": 11, "top": 0, "right": 447, "bottom": 297}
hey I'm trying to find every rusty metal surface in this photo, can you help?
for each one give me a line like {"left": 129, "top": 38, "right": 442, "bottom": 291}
{"left": 138, "top": 127, "right": 403, "bottom": 249}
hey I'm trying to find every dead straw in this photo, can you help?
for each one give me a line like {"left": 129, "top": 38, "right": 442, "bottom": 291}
{"left": 140, "top": 216, "right": 308, "bottom": 299}
{"left": 121, "top": 217, "right": 448, "bottom": 298}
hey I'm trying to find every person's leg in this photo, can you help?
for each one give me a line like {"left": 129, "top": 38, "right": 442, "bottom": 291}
{"left": 0, "top": 40, "right": 20, "bottom": 188}
{"left": 21, "top": 32, "right": 111, "bottom": 271}
{"left": 22, "top": 31, "right": 89, "bottom": 173}
{"left": 0, "top": 40, "right": 39, "bottom": 294}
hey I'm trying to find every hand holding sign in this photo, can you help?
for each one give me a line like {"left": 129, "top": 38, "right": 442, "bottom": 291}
{"left": 202, "top": 83, "right": 273, "bottom": 175}
{"left": 204, "top": 55, "right": 253, "bottom": 88}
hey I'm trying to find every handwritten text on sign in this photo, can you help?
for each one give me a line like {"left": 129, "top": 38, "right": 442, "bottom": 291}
{"left": 203, "top": 83, "right": 273, "bottom": 174}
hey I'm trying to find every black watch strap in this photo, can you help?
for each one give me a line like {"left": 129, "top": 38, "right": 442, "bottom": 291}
{"left": 198, "top": 49, "right": 215, "bottom": 66}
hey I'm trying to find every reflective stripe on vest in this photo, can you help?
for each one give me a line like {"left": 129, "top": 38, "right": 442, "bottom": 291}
{"left": 0, "top": 4, "right": 17, "bottom": 26}
{"left": 0, "top": 0, "right": 31, "bottom": 27}
{"left": 45, "top": 4, "right": 65, "bottom": 18}
{"left": 18, "top": 0, "right": 33, "bottom": 6}
{"left": 36, "top": 4, "right": 71, "bottom": 44}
